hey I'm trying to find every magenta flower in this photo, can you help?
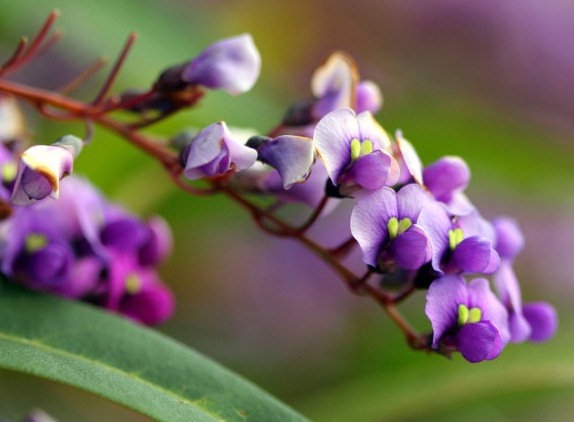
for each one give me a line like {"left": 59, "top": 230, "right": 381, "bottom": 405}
{"left": 10, "top": 135, "right": 83, "bottom": 206}
{"left": 350, "top": 184, "right": 432, "bottom": 270}
{"left": 426, "top": 275, "right": 510, "bottom": 363}
{"left": 182, "top": 34, "right": 261, "bottom": 95}
{"left": 180, "top": 121, "right": 257, "bottom": 180}
{"left": 314, "top": 108, "right": 400, "bottom": 196}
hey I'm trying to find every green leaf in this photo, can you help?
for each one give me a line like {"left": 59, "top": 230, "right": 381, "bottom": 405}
{"left": 0, "top": 281, "right": 308, "bottom": 422}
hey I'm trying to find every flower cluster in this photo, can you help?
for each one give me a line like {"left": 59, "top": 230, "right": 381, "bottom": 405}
{"left": 0, "top": 98, "right": 173, "bottom": 325}
{"left": 167, "top": 39, "right": 556, "bottom": 362}
{"left": 0, "top": 20, "right": 557, "bottom": 361}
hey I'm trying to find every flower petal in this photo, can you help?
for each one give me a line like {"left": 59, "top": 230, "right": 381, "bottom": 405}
{"left": 390, "top": 225, "right": 432, "bottom": 270}
{"left": 450, "top": 236, "right": 499, "bottom": 274}
{"left": 522, "top": 302, "right": 558, "bottom": 343}
{"left": 349, "top": 150, "right": 394, "bottom": 190}
{"left": 457, "top": 321, "right": 503, "bottom": 363}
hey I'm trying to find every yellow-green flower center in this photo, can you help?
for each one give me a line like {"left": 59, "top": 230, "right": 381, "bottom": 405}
{"left": 350, "top": 138, "right": 374, "bottom": 162}
{"left": 125, "top": 273, "right": 142, "bottom": 295}
{"left": 25, "top": 233, "right": 48, "bottom": 253}
{"left": 387, "top": 217, "right": 413, "bottom": 239}
{"left": 1, "top": 162, "right": 16, "bottom": 183}
{"left": 448, "top": 228, "right": 464, "bottom": 250}
{"left": 458, "top": 304, "right": 482, "bottom": 326}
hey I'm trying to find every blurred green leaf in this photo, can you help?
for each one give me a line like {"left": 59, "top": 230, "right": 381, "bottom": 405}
{"left": 0, "top": 281, "right": 308, "bottom": 422}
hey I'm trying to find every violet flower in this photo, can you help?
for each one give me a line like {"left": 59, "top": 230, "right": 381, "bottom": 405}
{"left": 423, "top": 156, "right": 473, "bottom": 215}
{"left": 426, "top": 275, "right": 510, "bottom": 363}
{"left": 350, "top": 184, "right": 433, "bottom": 270}
{"left": 492, "top": 217, "right": 557, "bottom": 343}
{"left": 246, "top": 134, "right": 315, "bottom": 189}
{"left": 418, "top": 202, "right": 500, "bottom": 275}
{"left": 10, "top": 135, "right": 83, "bottom": 206}
{"left": 182, "top": 34, "right": 261, "bottom": 95}
{"left": 314, "top": 108, "right": 400, "bottom": 196}
{"left": 180, "top": 121, "right": 257, "bottom": 180}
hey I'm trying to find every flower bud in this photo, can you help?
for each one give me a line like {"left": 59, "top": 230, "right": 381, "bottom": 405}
{"left": 10, "top": 135, "right": 83, "bottom": 206}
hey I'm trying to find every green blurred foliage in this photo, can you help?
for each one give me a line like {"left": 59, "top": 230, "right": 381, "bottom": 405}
{"left": 0, "top": 1, "right": 573, "bottom": 421}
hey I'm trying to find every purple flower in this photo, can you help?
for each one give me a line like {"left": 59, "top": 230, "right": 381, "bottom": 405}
{"left": 423, "top": 156, "right": 473, "bottom": 215}
{"left": 181, "top": 121, "right": 257, "bottom": 180}
{"left": 355, "top": 80, "right": 383, "bottom": 114}
{"left": 311, "top": 52, "right": 358, "bottom": 119}
{"left": 10, "top": 135, "right": 83, "bottom": 206}
{"left": 182, "top": 34, "right": 261, "bottom": 95}
{"left": 426, "top": 275, "right": 510, "bottom": 363}
{"left": 246, "top": 134, "right": 315, "bottom": 189}
{"left": 314, "top": 108, "right": 400, "bottom": 196}
{"left": 418, "top": 203, "right": 500, "bottom": 275}
{"left": 350, "top": 184, "right": 432, "bottom": 270}
{"left": 492, "top": 217, "right": 558, "bottom": 343}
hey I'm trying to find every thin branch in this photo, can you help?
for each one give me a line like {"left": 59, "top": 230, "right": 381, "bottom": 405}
{"left": 57, "top": 58, "right": 108, "bottom": 94}
{"left": 91, "top": 32, "right": 138, "bottom": 106}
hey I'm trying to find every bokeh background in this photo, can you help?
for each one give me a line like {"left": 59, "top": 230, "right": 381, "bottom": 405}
{"left": 1, "top": 0, "right": 574, "bottom": 421}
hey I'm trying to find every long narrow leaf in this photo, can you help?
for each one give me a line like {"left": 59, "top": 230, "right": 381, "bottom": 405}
{"left": 0, "top": 281, "right": 308, "bottom": 422}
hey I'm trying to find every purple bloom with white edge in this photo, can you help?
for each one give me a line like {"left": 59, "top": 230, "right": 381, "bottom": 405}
{"left": 246, "top": 134, "right": 315, "bottom": 189}
{"left": 10, "top": 135, "right": 83, "bottom": 206}
{"left": 393, "top": 130, "right": 423, "bottom": 185}
{"left": 418, "top": 203, "right": 499, "bottom": 276}
{"left": 492, "top": 217, "right": 557, "bottom": 343}
{"left": 350, "top": 184, "right": 433, "bottom": 270}
{"left": 182, "top": 34, "right": 261, "bottom": 95}
{"left": 314, "top": 108, "right": 400, "bottom": 196}
{"left": 423, "top": 156, "right": 474, "bottom": 216}
{"left": 426, "top": 275, "right": 510, "bottom": 363}
{"left": 181, "top": 121, "right": 257, "bottom": 180}
{"left": 311, "top": 52, "right": 358, "bottom": 119}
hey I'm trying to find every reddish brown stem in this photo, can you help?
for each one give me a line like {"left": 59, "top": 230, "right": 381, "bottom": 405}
{"left": 91, "top": 32, "right": 138, "bottom": 106}
{"left": 57, "top": 58, "right": 108, "bottom": 94}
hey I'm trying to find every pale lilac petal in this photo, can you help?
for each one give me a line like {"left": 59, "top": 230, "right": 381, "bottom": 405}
{"left": 417, "top": 200, "right": 451, "bottom": 273}
{"left": 447, "top": 192, "right": 475, "bottom": 216}
{"left": 390, "top": 225, "right": 432, "bottom": 270}
{"left": 311, "top": 52, "right": 357, "bottom": 117}
{"left": 183, "top": 34, "right": 261, "bottom": 95}
{"left": 223, "top": 133, "right": 258, "bottom": 171}
{"left": 425, "top": 275, "right": 468, "bottom": 348}
{"left": 356, "top": 80, "right": 382, "bottom": 114}
{"left": 356, "top": 111, "right": 391, "bottom": 151}
{"left": 457, "top": 209, "right": 496, "bottom": 243}
{"left": 467, "top": 277, "right": 510, "bottom": 344}
{"left": 395, "top": 130, "right": 423, "bottom": 185}
{"left": 523, "top": 302, "right": 558, "bottom": 342}
{"left": 349, "top": 150, "right": 393, "bottom": 190}
{"left": 396, "top": 183, "right": 431, "bottom": 222}
{"left": 492, "top": 260, "right": 522, "bottom": 311}
{"left": 508, "top": 311, "right": 532, "bottom": 343}
{"left": 493, "top": 217, "right": 525, "bottom": 260}
{"left": 257, "top": 135, "right": 314, "bottom": 189}
{"left": 350, "top": 187, "right": 397, "bottom": 267}
{"left": 457, "top": 321, "right": 503, "bottom": 362}
{"left": 313, "top": 108, "right": 359, "bottom": 183}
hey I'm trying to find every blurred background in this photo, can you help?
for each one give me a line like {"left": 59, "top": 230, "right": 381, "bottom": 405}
{"left": 1, "top": 0, "right": 574, "bottom": 420}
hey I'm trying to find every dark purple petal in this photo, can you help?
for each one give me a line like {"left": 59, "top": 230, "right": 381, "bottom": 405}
{"left": 119, "top": 272, "right": 175, "bottom": 326}
{"left": 101, "top": 217, "right": 148, "bottom": 252}
{"left": 425, "top": 275, "right": 468, "bottom": 348}
{"left": 182, "top": 34, "right": 261, "bottom": 95}
{"left": 522, "top": 302, "right": 558, "bottom": 342}
{"left": 257, "top": 135, "right": 314, "bottom": 189}
{"left": 350, "top": 187, "right": 397, "bottom": 266}
{"left": 493, "top": 217, "right": 524, "bottom": 260}
{"left": 13, "top": 242, "right": 72, "bottom": 289}
{"left": 457, "top": 321, "right": 503, "bottom": 363}
{"left": 349, "top": 150, "right": 394, "bottom": 190}
{"left": 21, "top": 167, "right": 52, "bottom": 199}
{"left": 423, "top": 156, "right": 470, "bottom": 203}
{"left": 138, "top": 216, "right": 173, "bottom": 266}
{"left": 450, "top": 236, "right": 499, "bottom": 274}
{"left": 390, "top": 225, "right": 432, "bottom": 270}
